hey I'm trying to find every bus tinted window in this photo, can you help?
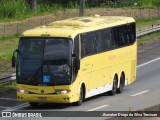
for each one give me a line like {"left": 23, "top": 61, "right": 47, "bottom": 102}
{"left": 111, "top": 27, "right": 119, "bottom": 48}
{"left": 111, "top": 23, "right": 136, "bottom": 48}
{"left": 74, "top": 35, "right": 79, "bottom": 57}
{"left": 81, "top": 22, "right": 136, "bottom": 58}
{"left": 88, "top": 32, "right": 100, "bottom": 54}
{"left": 129, "top": 23, "right": 136, "bottom": 44}
{"left": 81, "top": 32, "right": 100, "bottom": 57}
{"left": 82, "top": 34, "right": 92, "bottom": 56}
{"left": 101, "top": 29, "right": 111, "bottom": 51}
{"left": 119, "top": 25, "right": 128, "bottom": 46}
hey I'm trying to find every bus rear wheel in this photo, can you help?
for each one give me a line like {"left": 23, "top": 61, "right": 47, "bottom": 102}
{"left": 117, "top": 74, "right": 125, "bottom": 93}
{"left": 29, "top": 102, "right": 38, "bottom": 107}
{"left": 109, "top": 75, "right": 118, "bottom": 95}
{"left": 74, "top": 86, "right": 84, "bottom": 106}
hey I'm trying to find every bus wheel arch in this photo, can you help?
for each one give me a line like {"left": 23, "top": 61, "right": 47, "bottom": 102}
{"left": 117, "top": 72, "right": 125, "bottom": 93}
{"left": 74, "top": 83, "right": 86, "bottom": 106}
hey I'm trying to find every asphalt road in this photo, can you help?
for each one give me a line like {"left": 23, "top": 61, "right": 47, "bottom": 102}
{"left": 1, "top": 38, "right": 160, "bottom": 119}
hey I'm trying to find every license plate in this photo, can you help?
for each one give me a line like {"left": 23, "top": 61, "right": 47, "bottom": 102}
{"left": 38, "top": 97, "right": 47, "bottom": 101}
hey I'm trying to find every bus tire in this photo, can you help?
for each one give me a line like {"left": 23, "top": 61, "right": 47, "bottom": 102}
{"left": 74, "top": 86, "right": 84, "bottom": 106}
{"left": 117, "top": 73, "right": 125, "bottom": 93}
{"left": 29, "top": 102, "right": 38, "bottom": 107}
{"left": 109, "top": 75, "right": 118, "bottom": 95}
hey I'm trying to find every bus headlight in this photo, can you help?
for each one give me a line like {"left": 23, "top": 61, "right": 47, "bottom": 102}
{"left": 17, "top": 89, "right": 29, "bottom": 94}
{"left": 55, "top": 90, "right": 71, "bottom": 94}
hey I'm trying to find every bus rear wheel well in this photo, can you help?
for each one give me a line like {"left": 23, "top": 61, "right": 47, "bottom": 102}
{"left": 121, "top": 71, "right": 125, "bottom": 87}
{"left": 81, "top": 83, "right": 86, "bottom": 100}
{"left": 117, "top": 71, "right": 125, "bottom": 93}
{"left": 115, "top": 74, "right": 118, "bottom": 82}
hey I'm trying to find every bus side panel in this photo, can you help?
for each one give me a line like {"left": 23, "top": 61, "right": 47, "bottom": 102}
{"left": 106, "top": 42, "right": 137, "bottom": 86}
{"left": 129, "top": 42, "right": 137, "bottom": 84}
{"left": 90, "top": 53, "right": 111, "bottom": 92}
{"left": 79, "top": 57, "right": 93, "bottom": 97}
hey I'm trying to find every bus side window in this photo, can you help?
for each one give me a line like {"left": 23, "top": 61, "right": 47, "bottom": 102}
{"left": 85, "top": 34, "right": 93, "bottom": 56}
{"left": 81, "top": 33, "right": 93, "bottom": 57}
{"left": 111, "top": 27, "right": 119, "bottom": 48}
{"left": 122, "top": 25, "right": 130, "bottom": 46}
{"left": 81, "top": 34, "right": 86, "bottom": 58}
{"left": 101, "top": 29, "right": 111, "bottom": 51}
{"left": 118, "top": 26, "right": 125, "bottom": 46}
{"left": 74, "top": 35, "right": 79, "bottom": 58}
{"left": 81, "top": 32, "right": 100, "bottom": 58}
{"left": 126, "top": 25, "right": 130, "bottom": 45}
{"left": 88, "top": 32, "right": 100, "bottom": 54}
{"left": 129, "top": 23, "right": 136, "bottom": 44}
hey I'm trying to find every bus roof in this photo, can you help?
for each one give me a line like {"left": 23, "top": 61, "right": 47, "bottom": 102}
{"left": 22, "top": 15, "right": 135, "bottom": 38}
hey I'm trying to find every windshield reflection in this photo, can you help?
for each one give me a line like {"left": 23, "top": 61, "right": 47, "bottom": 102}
{"left": 17, "top": 38, "right": 72, "bottom": 86}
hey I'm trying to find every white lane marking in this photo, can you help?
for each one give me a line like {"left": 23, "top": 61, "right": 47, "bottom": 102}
{"left": 131, "top": 90, "right": 149, "bottom": 97}
{"left": 137, "top": 57, "right": 160, "bottom": 68}
{"left": 0, "top": 106, "right": 10, "bottom": 109}
{"left": 4, "top": 103, "right": 29, "bottom": 111}
{"left": 138, "top": 50, "right": 145, "bottom": 53}
{"left": 0, "top": 97, "right": 16, "bottom": 101}
{"left": 87, "top": 105, "right": 109, "bottom": 111}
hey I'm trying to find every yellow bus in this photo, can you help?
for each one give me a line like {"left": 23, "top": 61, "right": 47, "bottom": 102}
{"left": 12, "top": 15, "right": 137, "bottom": 107}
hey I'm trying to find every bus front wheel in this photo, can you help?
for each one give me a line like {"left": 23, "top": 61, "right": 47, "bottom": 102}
{"left": 74, "top": 86, "right": 84, "bottom": 106}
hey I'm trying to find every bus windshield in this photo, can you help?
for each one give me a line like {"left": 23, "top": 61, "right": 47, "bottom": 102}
{"left": 17, "top": 37, "right": 72, "bottom": 86}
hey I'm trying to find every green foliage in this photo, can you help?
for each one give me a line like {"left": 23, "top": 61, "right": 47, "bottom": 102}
{"left": 139, "top": 0, "right": 154, "bottom": 8}
{"left": 137, "top": 32, "right": 160, "bottom": 46}
{"left": 0, "top": 81, "right": 16, "bottom": 93}
{"left": 0, "top": 0, "right": 159, "bottom": 20}
{"left": 0, "top": 0, "right": 80, "bottom": 20}
{"left": 0, "top": 0, "right": 29, "bottom": 19}
{"left": 85, "top": 0, "right": 160, "bottom": 8}
{"left": 152, "top": 0, "right": 160, "bottom": 7}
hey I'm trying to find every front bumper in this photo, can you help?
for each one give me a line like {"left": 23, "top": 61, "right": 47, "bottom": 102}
{"left": 17, "top": 92, "right": 78, "bottom": 103}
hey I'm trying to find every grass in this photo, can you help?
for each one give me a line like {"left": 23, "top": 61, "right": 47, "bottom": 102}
{"left": 0, "top": 35, "right": 18, "bottom": 74}
{"left": 137, "top": 31, "right": 160, "bottom": 46}
{"left": 0, "top": 81, "right": 16, "bottom": 93}
{"left": 136, "top": 17, "right": 160, "bottom": 31}
{"left": 0, "top": 33, "right": 20, "bottom": 42}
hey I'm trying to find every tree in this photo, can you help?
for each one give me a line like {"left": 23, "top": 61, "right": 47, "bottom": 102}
{"left": 153, "top": 0, "right": 160, "bottom": 8}
{"left": 28, "top": 0, "right": 37, "bottom": 12}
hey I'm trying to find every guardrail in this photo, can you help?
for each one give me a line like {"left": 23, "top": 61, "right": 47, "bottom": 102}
{"left": 0, "top": 25, "right": 160, "bottom": 84}
{"left": 136, "top": 25, "right": 160, "bottom": 37}
{"left": 0, "top": 73, "right": 16, "bottom": 84}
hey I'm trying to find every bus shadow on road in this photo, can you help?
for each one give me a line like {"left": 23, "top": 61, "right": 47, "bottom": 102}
{"left": 28, "top": 103, "right": 74, "bottom": 110}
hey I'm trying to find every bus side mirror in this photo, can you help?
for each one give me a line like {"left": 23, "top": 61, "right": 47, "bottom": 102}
{"left": 12, "top": 49, "right": 18, "bottom": 68}
{"left": 12, "top": 56, "right": 16, "bottom": 68}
